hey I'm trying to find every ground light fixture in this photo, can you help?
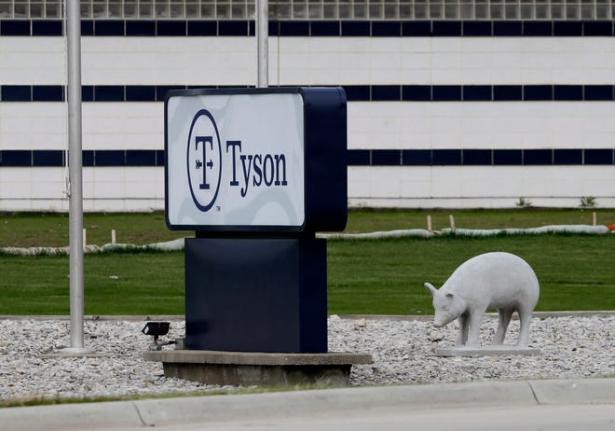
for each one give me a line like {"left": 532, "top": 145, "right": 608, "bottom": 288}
{"left": 142, "top": 322, "right": 174, "bottom": 351}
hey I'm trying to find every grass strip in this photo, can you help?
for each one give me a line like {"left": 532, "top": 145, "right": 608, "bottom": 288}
{"left": 1, "top": 235, "right": 614, "bottom": 315}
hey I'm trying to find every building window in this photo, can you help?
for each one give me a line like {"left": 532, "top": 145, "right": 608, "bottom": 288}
{"left": 0, "top": 0, "right": 613, "bottom": 20}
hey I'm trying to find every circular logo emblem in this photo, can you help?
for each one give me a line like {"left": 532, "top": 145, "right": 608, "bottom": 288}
{"left": 186, "top": 109, "right": 222, "bottom": 212}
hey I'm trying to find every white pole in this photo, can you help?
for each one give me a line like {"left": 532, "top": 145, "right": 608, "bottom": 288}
{"left": 111, "top": 229, "right": 117, "bottom": 244}
{"left": 426, "top": 215, "right": 432, "bottom": 232}
{"left": 61, "top": 0, "right": 92, "bottom": 355}
{"left": 257, "top": 0, "right": 268, "bottom": 88}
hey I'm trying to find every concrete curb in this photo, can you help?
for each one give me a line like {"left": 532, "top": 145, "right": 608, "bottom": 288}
{"left": 529, "top": 378, "right": 615, "bottom": 405}
{"left": 1, "top": 378, "right": 615, "bottom": 430}
{"left": 0, "top": 400, "right": 143, "bottom": 431}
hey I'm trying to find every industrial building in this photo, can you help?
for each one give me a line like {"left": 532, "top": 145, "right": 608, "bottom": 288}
{"left": 1, "top": 0, "right": 615, "bottom": 210}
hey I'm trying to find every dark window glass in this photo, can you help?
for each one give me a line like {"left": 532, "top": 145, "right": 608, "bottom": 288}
{"left": 402, "top": 150, "right": 431, "bottom": 165}
{"left": 494, "top": 150, "right": 523, "bottom": 165}
{"left": 463, "top": 86, "right": 492, "bottom": 101}
{"left": 32, "top": 85, "right": 64, "bottom": 102}
{"left": 347, "top": 150, "right": 370, "bottom": 166}
{"left": 95, "top": 150, "right": 126, "bottom": 167}
{"left": 584, "top": 149, "right": 613, "bottom": 165}
{"left": 310, "top": 21, "right": 339, "bottom": 36}
{"left": 433, "top": 86, "right": 462, "bottom": 101}
{"left": 1, "top": 85, "right": 32, "bottom": 102}
{"left": 126, "top": 20, "right": 156, "bottom": 36}
{"left": 432, "top": 150, "right": 462, "bottom": 165}
{"left": 33, "top": 150, "right": 64, "bottom": 167}
{"left": 372, "top": 150, "right": 401, "bottom": 166}
{"left": 524, "top": 149, "right": 553, "bottom": 165}
{"left": 0, "top": 150, "right": 31, "bottom": 167}
{"left": 463, "top": 149, "right": 492, "bottom": 165}
{"left": 343, "top": 86, "right": 370, "bottom": 101}
{"left": 371, "top": 86, "right": 401, "bottom": 101}
{"left": 493, "top": 85, "right": 523, "bottom": 101}
{"left": 554, "top": 149, "right": 582, "bottom": 165}
{"left": 403, "top": 85, "right": 431, "bottom": 101}
{"left": 126, "top": 150, "right": 156, "bottom": 166}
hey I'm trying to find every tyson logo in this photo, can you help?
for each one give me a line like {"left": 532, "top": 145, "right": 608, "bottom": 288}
{"left": 186, "top": 109, "right": 222, "bottom": 212}
{"left": 186, "top": 109, "right": 290, "bottom": 213}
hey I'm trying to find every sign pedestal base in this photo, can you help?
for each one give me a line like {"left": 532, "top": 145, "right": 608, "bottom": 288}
{"left": 185, "top": 237, "right": 327, "bottom": 353}
{"left": 144, "top": 350, "right": 373, "bottom": 386}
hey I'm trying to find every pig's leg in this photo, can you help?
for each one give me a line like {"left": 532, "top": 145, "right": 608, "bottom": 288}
{"left": 456, "top": 313, "right": 468, "bottom": 346}
{"left": 466, "top": 310, "right": 484, "bottom": 347}
{"left": 517, "top": 307, "right": 532, "bottom": 346}
{"left": 494, "top": 308, "right": 513, "bottom": 345}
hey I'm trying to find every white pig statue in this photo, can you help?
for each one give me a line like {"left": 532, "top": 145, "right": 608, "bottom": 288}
{"left": 423, "top": 252, "right": 539, "bottom": 347}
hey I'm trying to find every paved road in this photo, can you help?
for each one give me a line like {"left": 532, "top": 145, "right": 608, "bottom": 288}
{"left": 109, "top": 404, "right": 615, "bottom": 431}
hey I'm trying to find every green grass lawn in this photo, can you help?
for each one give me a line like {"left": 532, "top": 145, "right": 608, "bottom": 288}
{"left": 1, "top": 235, "right": 614, "bottom": 315}
{"left": 329, "top": 235, "right": 615, "bottom": 315}
{"left": 344, "top": 208, "right": 615, "bottom": 233}
{"left": 0, "top": 212, "right": 187, "bottom": 248}
{"left": 1, "top": 208, "right": 615, "bottom": 247}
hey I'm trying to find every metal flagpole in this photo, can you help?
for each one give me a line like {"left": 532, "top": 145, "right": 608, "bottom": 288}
{"left": 60, "top": 0, "right": 93, "bottom": 355}
{"left": 257, "top": 0, "right": 268, "bottom": 88}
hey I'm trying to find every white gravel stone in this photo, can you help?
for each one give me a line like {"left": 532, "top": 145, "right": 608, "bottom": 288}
{"left": 333, "top": 316, "right": 615, "bottom": 386}
{"left": 1, "top": 316, "right": 614, "bottom": 402}
{"left": 0, "top": 320, "right": 230, "bottom": 402}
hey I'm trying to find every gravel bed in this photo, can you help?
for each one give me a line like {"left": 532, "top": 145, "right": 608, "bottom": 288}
{"left": 333, "top": 315, "right": 615, "bottom": 385}
{"left": 1, "top": 316, "right": 614, "bottom": 402}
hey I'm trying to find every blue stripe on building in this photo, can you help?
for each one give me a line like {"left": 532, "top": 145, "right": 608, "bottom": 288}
{"left": 1, "top": 19, "right": 614, "bottom": 37}
{"left": 1, "top": 85, "right": 614, "bottom": 102}
{"left": 1, "top": 149, "right": 613, "bottom": 167}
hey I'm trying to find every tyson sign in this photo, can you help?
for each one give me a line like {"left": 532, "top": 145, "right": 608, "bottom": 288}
{"left": 165, "top": 88, "right": 347, "bottom": 233}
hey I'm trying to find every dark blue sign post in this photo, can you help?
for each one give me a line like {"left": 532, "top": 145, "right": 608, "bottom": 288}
{"left": 146, "top": 87, "right": 371, "bottom": 385}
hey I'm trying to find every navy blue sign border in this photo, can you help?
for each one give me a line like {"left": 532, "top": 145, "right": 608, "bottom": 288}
{"left": 164, "top": 86, "right": 348, "bottom": 234}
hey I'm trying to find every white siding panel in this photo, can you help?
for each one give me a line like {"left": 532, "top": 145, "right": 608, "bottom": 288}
{"left": 349, "top": 102, "right": 615, "bottom": 149}
{"left": 0, "top": 104, "right": 65, "bottom": 149}
{"left": 82, "top": 103, "right": 163, "bottom": 150}
{"left": 0, "top": 38, "right": 66, "bottom": 84}
{"left": 3, "top": 101, "right": 615, "bottom": 152}
{"left": 0, "top": 103, "right": 163, "bottom": 150}
{"left": 349, "top": 166, "right": 615, "bottom": 206}
{"left": 2, "top": 37, "right": 615, "bottom": 85}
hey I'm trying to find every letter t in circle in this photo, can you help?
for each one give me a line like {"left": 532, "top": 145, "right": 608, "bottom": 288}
{"left": 195, "top": 136, "right": 213, "bottom": 190}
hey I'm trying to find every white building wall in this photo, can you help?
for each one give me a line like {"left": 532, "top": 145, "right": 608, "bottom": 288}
{"left": 349, "top": 102, "right": 615, "bottom": 150}
{"left": 3, "top": 102, "right": 614, "bottom": 152}
{"left": 0, "top": 167, "right": 164, "bottom": 212}
{"left": 3, "top": 164, "right": 613, "bottom": 211}
{"left": 0, "top": 36, "right": 614, "bottom": 210}
{"left": 2, "top": 37, "right": 615, "bottom": 85}
{"left": 349, "top": 166, "right": 615, "bottom": 208}
{"left": 0, "top": 104, "right": 163, "bottom": 150}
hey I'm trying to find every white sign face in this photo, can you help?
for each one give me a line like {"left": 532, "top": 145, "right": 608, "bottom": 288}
{"left": 166, "top": 92, "right": 305, "bottom": 228}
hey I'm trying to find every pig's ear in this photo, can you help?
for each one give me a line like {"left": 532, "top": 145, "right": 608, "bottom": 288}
{"left": 423, "top": 282, "right": 437, "bottom": 296}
